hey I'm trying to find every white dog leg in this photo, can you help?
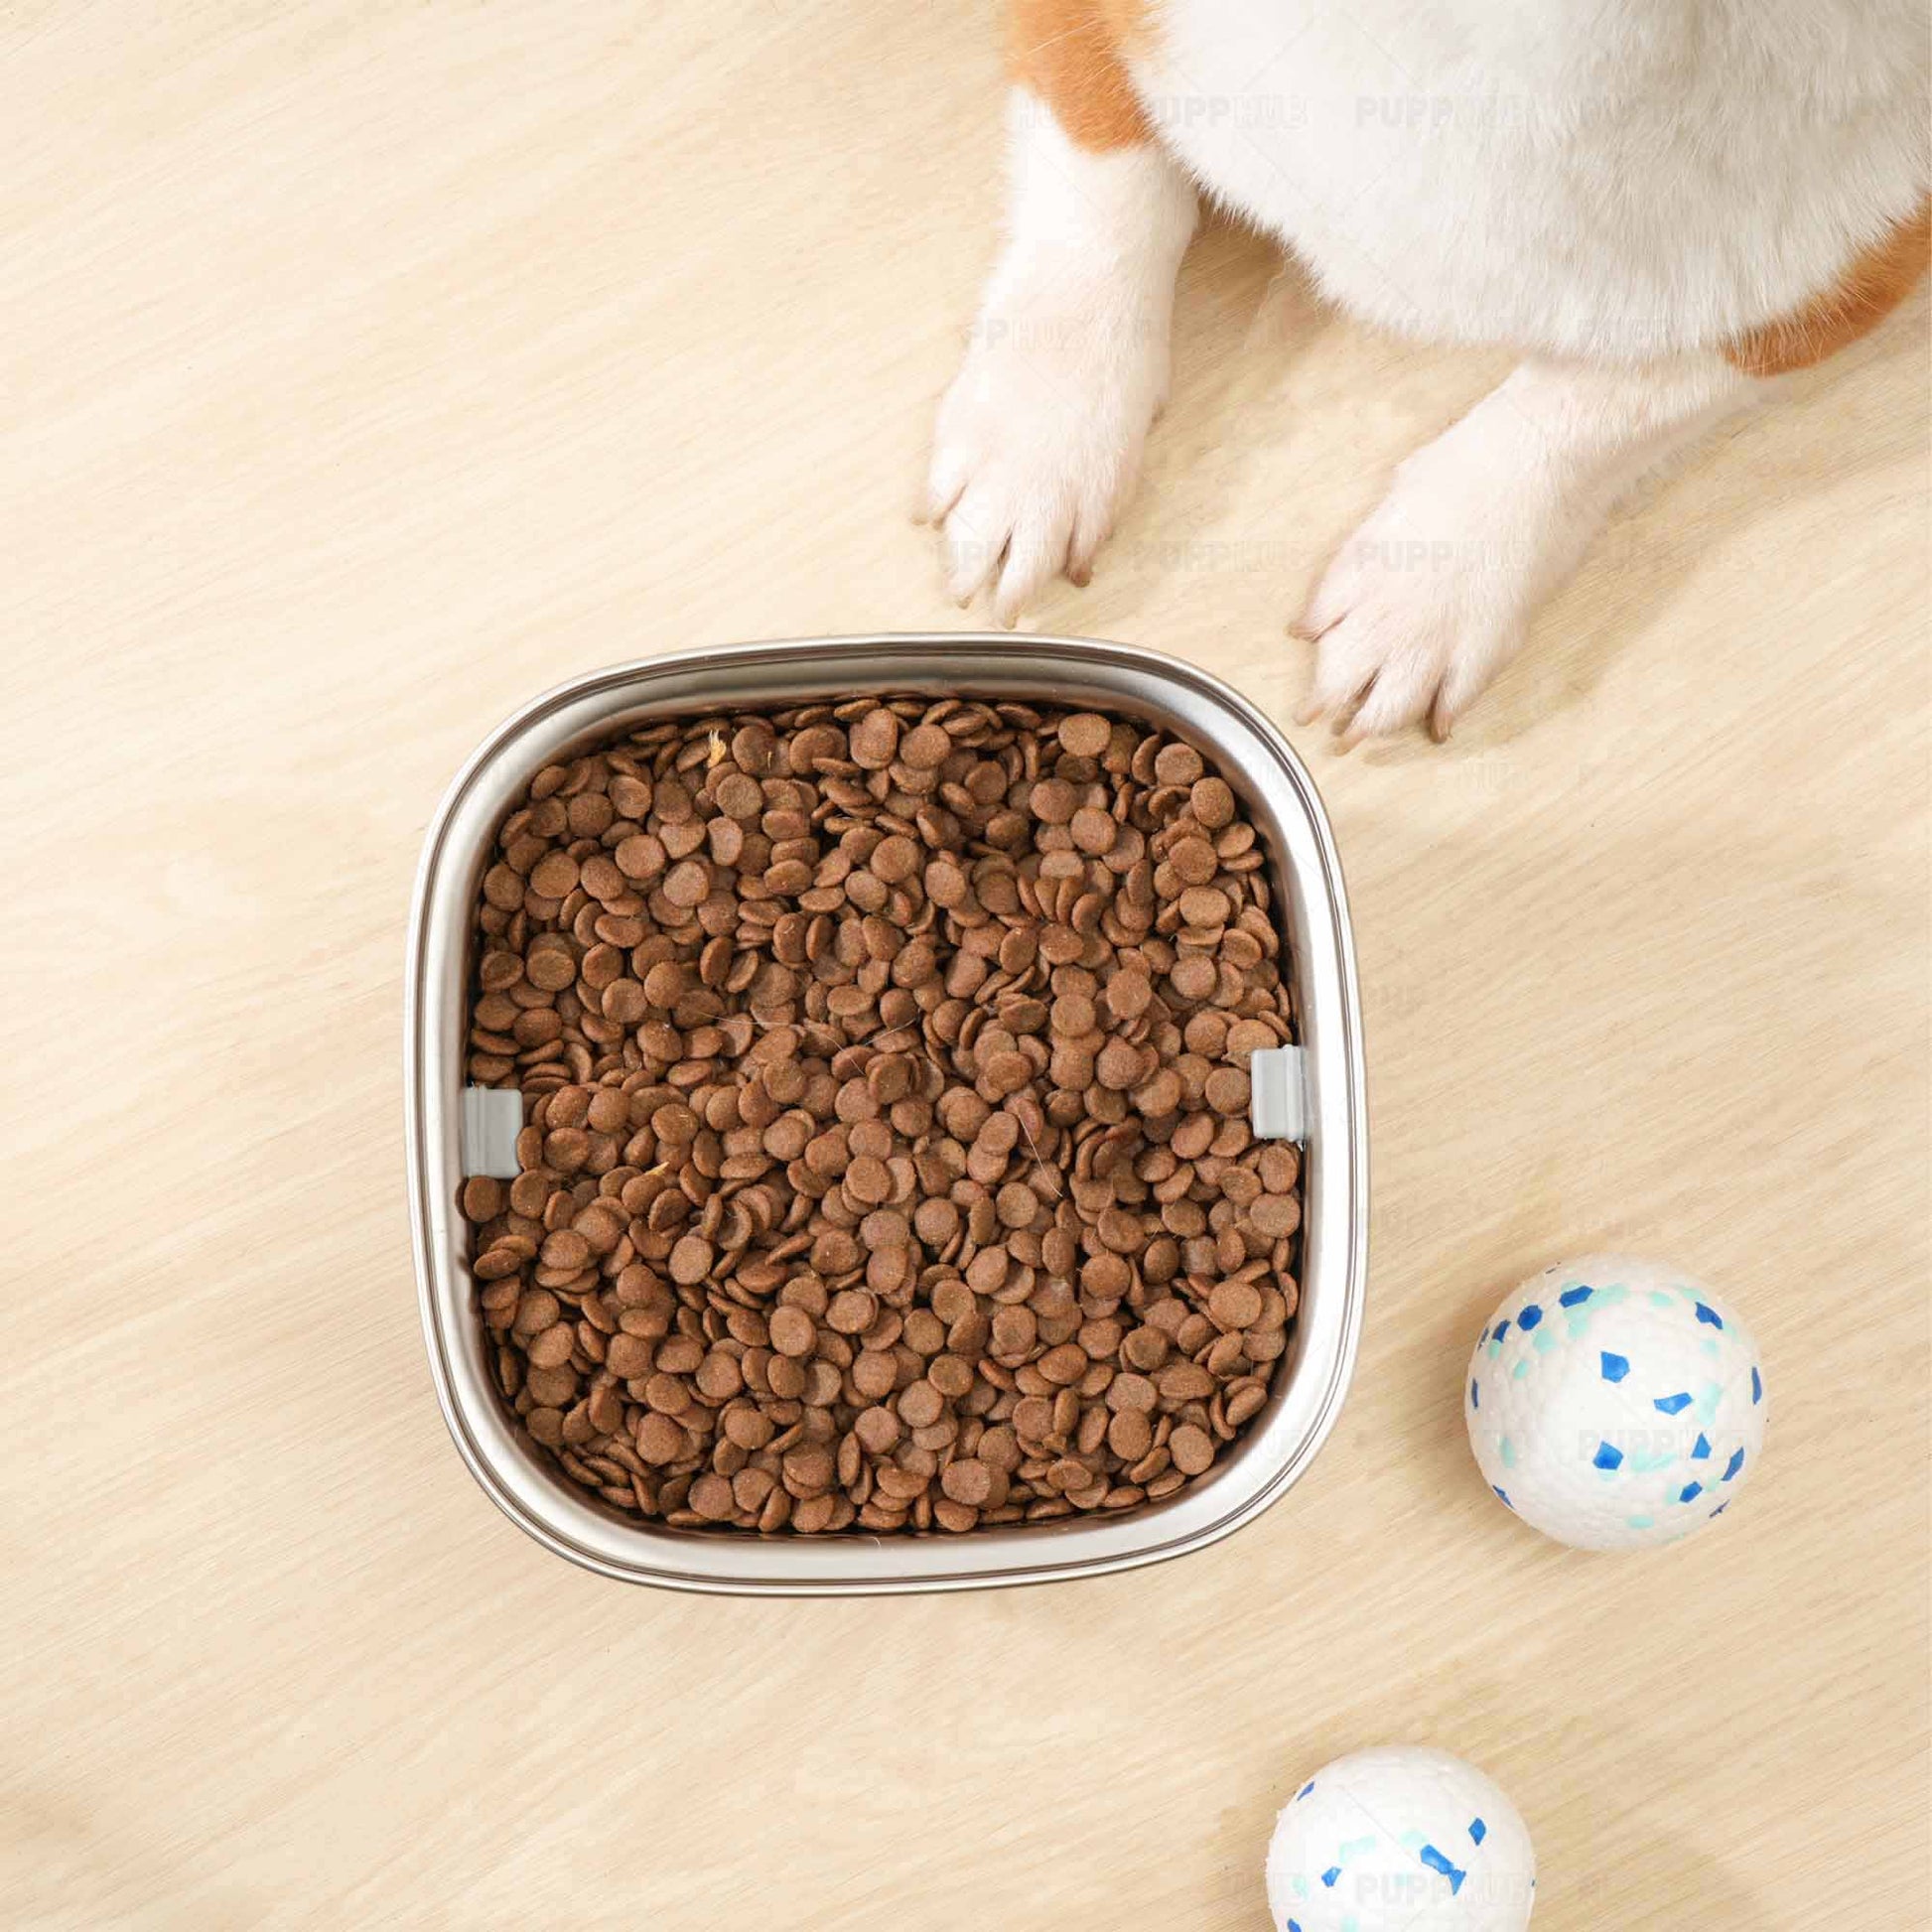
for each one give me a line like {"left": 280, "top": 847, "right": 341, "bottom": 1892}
{"left": 1296, "top": 353, "right": 1762, "bottom": 743}
{"left": 924, "top": 90, "right": 1197, "bottom": 625}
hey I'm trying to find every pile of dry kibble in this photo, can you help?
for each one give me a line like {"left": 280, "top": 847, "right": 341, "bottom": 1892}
{"left": 463, "top": 697, "right": 1302, "bottom": 1535}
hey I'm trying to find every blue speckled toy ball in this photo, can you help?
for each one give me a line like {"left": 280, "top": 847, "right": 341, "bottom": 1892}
{"left": 1465, "top": 1254, "right": 1767, "bottom": 1552}
{"left": 1265, "top": 1744, "right": 1536, "bottom": 1931}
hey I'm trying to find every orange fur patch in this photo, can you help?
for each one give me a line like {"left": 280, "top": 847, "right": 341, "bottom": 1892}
{"left": 1008, "top": 0, "right": 1156, "bottom": 151}
{"left": 1726, "top": 198, "right": 1930, "bottom": 377}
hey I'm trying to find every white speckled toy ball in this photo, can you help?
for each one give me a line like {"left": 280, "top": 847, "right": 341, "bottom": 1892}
{"left": 1265, "top": 1745, "right": 1536, "bottom": 1932}
{"left": 1465, "top": 1254, "right": 1767, "bottom": 1551}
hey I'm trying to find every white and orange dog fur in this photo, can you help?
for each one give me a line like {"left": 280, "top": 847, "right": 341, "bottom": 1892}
{"left": 922, "top": 0, "right": 1928, "bottom": 741}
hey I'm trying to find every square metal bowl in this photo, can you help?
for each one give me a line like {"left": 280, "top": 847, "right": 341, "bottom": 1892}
{"left": 406, "top": 634, "right": 1366, "bottom": 1593}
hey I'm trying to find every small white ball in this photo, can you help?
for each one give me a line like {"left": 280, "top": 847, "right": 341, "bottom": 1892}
{"left": 1465, "top": 1254, "right": 1767, "bottom": 1552}
{"left": 1266, "top": 1745, "right": 1536, "bottom": 1932}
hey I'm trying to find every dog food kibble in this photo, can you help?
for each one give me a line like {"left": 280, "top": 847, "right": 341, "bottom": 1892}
{"left": 462, "top": 697, "right": 1301, "bottom": 1536}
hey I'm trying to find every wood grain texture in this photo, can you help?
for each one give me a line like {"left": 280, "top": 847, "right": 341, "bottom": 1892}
{"left": 2, "top": 3, "right": 1927, "bottom": 1928}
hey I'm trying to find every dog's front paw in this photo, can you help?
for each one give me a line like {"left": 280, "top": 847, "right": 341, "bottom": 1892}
{"left": 922, "top": 303, "right": 1168, "bottom": 626}
{"left": 1294, "top": 522, "right": 1534, "bottom": 747}
{"left": 1292, "top": 364, "right": 1643, "bottom": 744}
{"left": 1293, "top": 440, "right": 1572, "bottom": 745}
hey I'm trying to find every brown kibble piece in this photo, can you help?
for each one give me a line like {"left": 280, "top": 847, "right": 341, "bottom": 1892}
{"left": 1133, "top": 1067, "right": 1182, "bottom": 1118}
{"left": 899, "top": 1380, "right": 945, "bottom": 1429}
{"left": 996, "top": 1181, "right": 1039, "bottom": 1230}
{"left": 1250, "top": 1193, "right": 1301, "bottom": 1240}
{"left": 1154, "top": 742, "right": 1204, "bottom": 785}
{"left": 1204, "top": 1066, "right": 1250, "bottom": 1114}
{"left": 991, "top": 1306, "right": 1035, "bottom": 1355}
{"left": 1259, "top": 1145, "right": 1300, "bottom": 1194}
{"left": 845, "top": 1156, "right": 893, "bottom": 1206}
{"left": 536, "top": 1228, "right": 587, "bottom": 1275}
{"left": 669, "top": 1235, "right": 714, "bottom": 1286}
{"left": 768, "top": 1307, "right": 817, "bottom": 1357}
{"left": 870, "top": 834, "right": 919, "bottom": 883}
{"left": 914, "top": 1198, "right": 960, "bottom": 1246}
{"left": 1190, "top": 776, "right": 1236, "bottom": 828}
{"left": 606, "top": 1334, "right": 651, "bottom": 1379}
{"left": 1224, "top": 1383, "right": 1268, "bottom": 1428}
{"left": 900, "top": 723, "right": 951, "bottom": 768}
{"left": 1070, "top": 807, "right": 1117, "bottom": 855}
{"left": 1105, "top": 971, "right": 1152, "bottom": 1022}
{"left": 525, "top": 949, "right": 577, "bottom": 993}
{"left": 1107, "top": 1409, "right": 1153, "bottom": 1460}
{"left": 1037, "top": 1343, "right": 1088, "bottom": 1386}
{"left": 1170, "top": 837, "right": 1218, "bottom": 886}
{"left": 826, "top": 1289, "right": 878, "bottom": 1334}
{"left": 526, "top": 1324, "right": 575, "bottom": 1369}
{"left": 689, "top": 1473, "right": 736, "bottom": 1520}
{"left": 1160, "top": 1361, "right": 1216, "bottom": 1403}
{"left": 1057, "top": 713, "right": 1112, "bottom": 758}
{"left": 1029, "top": 778, "right": 1077, "bottom": 824}
{"left": 1170, "top": 955, "right": 1217, "bottom": 1002}
{"left": 940, "top": 1458, "right": 994, "bottom": 1506}
{"left": 1179, "top": 887, "right": 1231, "bottom": 929}
{"left": 696, "top": 1350, "right": 743, "bottom": 1401}
{"left": 529, "top": 852, "right": 579, "bottom": 898}
{"left": 782, "top": 1446, "right": 834, "bottom": 1493}
{"left": 461, "top": 1176, "right": 505, "bottom": 1220}
{"left": 615, "top": 834, "right": 661, "bottom": 880}
{"left": 850, "top": 709, "right": 899, "bottom": 769}
{"left": 855, "top": 1406, "right": 900, "bottom": 1454}
{"left": 663, "top": 860, "right": 710, "bottom": 908}
{"left": 1210, "top": 1282, "right": 1265, "bottom": 1329}
{"left": 1169, "top": 1424, "right": 1215, "bottom": 1475}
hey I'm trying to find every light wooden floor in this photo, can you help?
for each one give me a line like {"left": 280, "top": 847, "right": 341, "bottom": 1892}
{"left": 5, "top": 4, "right": 1927, "bottom": 1927}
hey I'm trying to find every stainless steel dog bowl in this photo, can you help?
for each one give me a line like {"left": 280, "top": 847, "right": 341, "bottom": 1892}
{"left": 406, "top": 635, "right": 1366, "bottom": 1593}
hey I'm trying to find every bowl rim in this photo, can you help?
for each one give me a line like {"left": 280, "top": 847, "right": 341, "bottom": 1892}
{"left": 405, "top": 633, "right": 1368, "bottom": 1592}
